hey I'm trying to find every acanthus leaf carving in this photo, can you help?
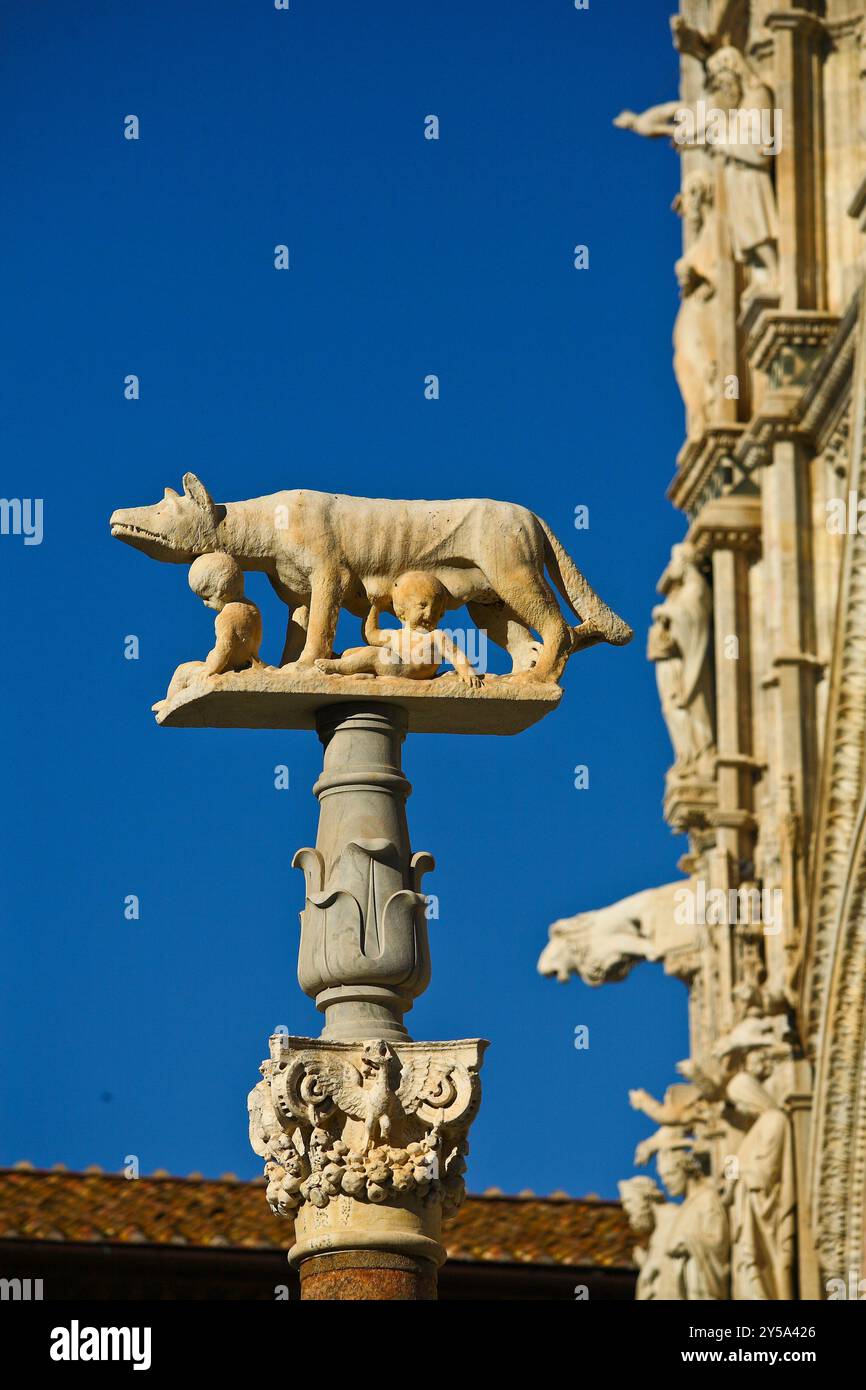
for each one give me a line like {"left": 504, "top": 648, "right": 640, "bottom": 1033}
{"left": 248, "top": 1035, "right": 485, "bottom": 1227}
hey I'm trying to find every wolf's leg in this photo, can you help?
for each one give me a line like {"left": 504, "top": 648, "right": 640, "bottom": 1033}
{"left": 267, "top": 573, "right": 310, "bottom": 668}
{"left": 280, "top": 605, "right": 309, "bottom": 666}
{"left": 467, "top": 600, "right": 541, "bottom": 674}
{"left": 485, "top": 568, "right": 572, "bottom": 682}
{"left": 296, "top": 569, "right": 347, "bottom": 665}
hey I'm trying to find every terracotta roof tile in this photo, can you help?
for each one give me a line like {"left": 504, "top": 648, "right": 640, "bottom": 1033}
{"left": 0, "top": 1169, "right": 635, "bottom": 1270}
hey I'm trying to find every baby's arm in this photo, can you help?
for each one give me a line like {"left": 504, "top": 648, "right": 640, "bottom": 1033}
{"left": 363, "top": 603, "right": 392, "bottom": 648}
{"left": 438, "top": 632, "right": 482, "bottom": 687}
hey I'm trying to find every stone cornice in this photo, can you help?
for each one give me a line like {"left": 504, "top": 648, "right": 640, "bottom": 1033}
{"left": 670, "top": 304, "right": 854, "bottom": 514}
{"left": 688, "top": 493, "right": 763, "bottom": 559}
{"left": 668, "top": 426, "right": 745, "bottom": 518}
{"left": 798, "top": 291, "right": 859, "bottom": 447}
{"left": 773, "top": 649, "right": 824, "bottom": 671}
{"left": 663, "top": 774, "right": 718, "bottom": 835}
{"left": 732, "top": 391, "right": 811, "bottom": 471}
{"left": 825, "top": 15, "right": 863, "bottom": 47}
{"left": 747, "top": 310, "right": 840, "bottom": 382}
{"left": 765, "top": 9, "right": 827, "bottom": 42}
{"left": 708, "top": 808, "right": 758, "bottom": 832}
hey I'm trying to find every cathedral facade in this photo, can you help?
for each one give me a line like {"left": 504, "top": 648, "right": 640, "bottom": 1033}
{"left": 540, "top": 0, "right": 866, "bottom": 1301}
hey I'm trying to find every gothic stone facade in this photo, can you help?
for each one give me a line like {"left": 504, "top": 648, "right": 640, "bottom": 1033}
{"left": 540, "top": 0, "right": 866, "bottom": 1300}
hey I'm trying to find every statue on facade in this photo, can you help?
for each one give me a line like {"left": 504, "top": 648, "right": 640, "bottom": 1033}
{"left": 673, "top": 171, "right": 719, "bottom": 438}
{"left": 724, "top": 1063, "right": 796, "bottom": 1301}
{"left": 631, "top": 1128, "right": 733, "bottom": 1301}
{"left": 618, "top": 1175, "right": 680, "bottom": 1301}
{"left": 637, "top": 1129, "right": 731, "bottom": 1300}
{"left": 630, "top": 1079, "right": 708, "bottom": 1132}
{"left": 111, "top": 478, "right": 632, "bottom": 687}
{"left": 537, "top": 880, "right": 690, "bottom": 986}
{"left": 615, "top": 44, "right": 779, "bottom": 298}
{"left": 648, "top": 543, "right": 715, "bottom": 776}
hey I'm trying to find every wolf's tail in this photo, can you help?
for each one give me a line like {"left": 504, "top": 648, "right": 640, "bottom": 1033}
{"left": 539, "top": 518, "right": 633, "bottom": 647}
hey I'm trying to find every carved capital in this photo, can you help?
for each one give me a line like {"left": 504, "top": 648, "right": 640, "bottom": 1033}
{"left": 248, "top": 1033, "right": 486, "bottom": 1267}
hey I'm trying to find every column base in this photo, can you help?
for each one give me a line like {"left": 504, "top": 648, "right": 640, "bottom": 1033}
{"left": 316, "top": 985, "right": 413, "bottom": 1042}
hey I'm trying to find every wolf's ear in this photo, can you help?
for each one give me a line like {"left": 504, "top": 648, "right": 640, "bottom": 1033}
{"left": 183, "top": 473, "right": 217, "bottom": 519}
{"left": 164, "top": 486, "right": 180, "bottom": 499}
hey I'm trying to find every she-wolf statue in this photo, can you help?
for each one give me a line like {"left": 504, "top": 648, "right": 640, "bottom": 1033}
{"left": 110, "top": 476, "right": 632, "bottom": 683}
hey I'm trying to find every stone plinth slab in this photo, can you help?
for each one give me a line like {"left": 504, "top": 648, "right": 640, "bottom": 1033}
{"left": 154, "top": 667, "right": 561, "bottom": 735}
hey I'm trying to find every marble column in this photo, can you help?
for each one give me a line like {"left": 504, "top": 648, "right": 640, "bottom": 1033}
{"left": 247, "top": 702, "right": 486, "bottom": 1300}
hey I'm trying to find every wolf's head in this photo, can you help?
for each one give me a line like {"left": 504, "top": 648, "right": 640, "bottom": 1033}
{"left": 110, "top": 473, "right": 224, "bottom": 562}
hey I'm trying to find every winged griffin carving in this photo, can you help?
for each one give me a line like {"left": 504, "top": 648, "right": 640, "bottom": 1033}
{"left": 248, "top": 1035, "right": 485, "bottom": 1219}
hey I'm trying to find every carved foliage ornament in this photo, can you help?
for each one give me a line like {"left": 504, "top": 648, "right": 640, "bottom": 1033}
{"left": 248, "top": 1036, "right": 485, "bottom": 1222}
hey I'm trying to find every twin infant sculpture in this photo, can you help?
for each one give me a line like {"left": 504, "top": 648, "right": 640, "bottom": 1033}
{"left": 163, "top": 552, "right": 482, "bottom": 704}
{"left": 110, "top": 475, "right": 632, "bottom": 702}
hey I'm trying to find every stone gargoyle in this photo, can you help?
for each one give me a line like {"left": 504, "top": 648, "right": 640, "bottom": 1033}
{"left": 538, "top": 881, "right": 687, "bottom": 986}
{"left": 110, "top": 476, "right": 632, "bottom": 684}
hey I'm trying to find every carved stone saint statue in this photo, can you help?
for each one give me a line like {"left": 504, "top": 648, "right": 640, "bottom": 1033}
{"left": 615, "top": 45, "right": 779, "bottom": 296}
{"left": 618, "top": 1176, "right": 680, "bottom": 1301}
{"left": 647, "top": 543, "right": 715, "bottom": 775}
{"left": 673, "top": 171, "right": 719, "bottom": 438}
{"left": 653, "top": 1137, "right": 730, "bottom": 1301}
{"left": 725, "top": 1069, "right": 796, "bottom": 1300}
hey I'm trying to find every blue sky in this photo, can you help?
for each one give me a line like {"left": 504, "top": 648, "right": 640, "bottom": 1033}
{"left": 1, "top": 0, "right": 690, "bottom": 1198}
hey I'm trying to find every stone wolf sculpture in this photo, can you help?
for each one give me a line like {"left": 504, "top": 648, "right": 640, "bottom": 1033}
{"left": 110, "top": 475, "right": 632, "bottom": 681}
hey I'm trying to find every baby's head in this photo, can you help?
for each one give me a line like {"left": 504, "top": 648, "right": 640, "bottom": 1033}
{"left": 391, "top": 571, "right": 447, "bottom": 631}
{"left": 188, "top": 552, "right": 245, "bottom": 610}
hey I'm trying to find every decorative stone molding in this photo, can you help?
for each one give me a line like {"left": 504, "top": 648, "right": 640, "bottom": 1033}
{"left": 688, "top": 492, "right": 763, "bottom": 560}
{"left": 805, "top": 301, "right": 866, "bottom": 1059}
{"left": 747, "top": 311, "right": 840, "bottom": 388}
{"left": 800, "top": 296, "right": 859, "bottom": 442}
{"left": 669, "top": 426, "right": 746, "bottom": 520}
{"left": 822, "top": 411, "right": 851, "bottom": 480}
{"left": 249, "top": 1033, "right": 486, "bottom": 1268}
{"left": 664, "top": 770, "right": 718, "bottom": 835}
{"left": 809, "top": 788, "right": 866, "bottom": 1283}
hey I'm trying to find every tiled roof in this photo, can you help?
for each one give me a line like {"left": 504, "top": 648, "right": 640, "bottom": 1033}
{"left": 0, "top": 1168, "right": 634, "bottom": 1270}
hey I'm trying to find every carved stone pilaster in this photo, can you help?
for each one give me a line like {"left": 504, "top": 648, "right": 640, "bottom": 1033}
{"left": 248, "top": 1033, "right": 486, "bottom": 1270}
